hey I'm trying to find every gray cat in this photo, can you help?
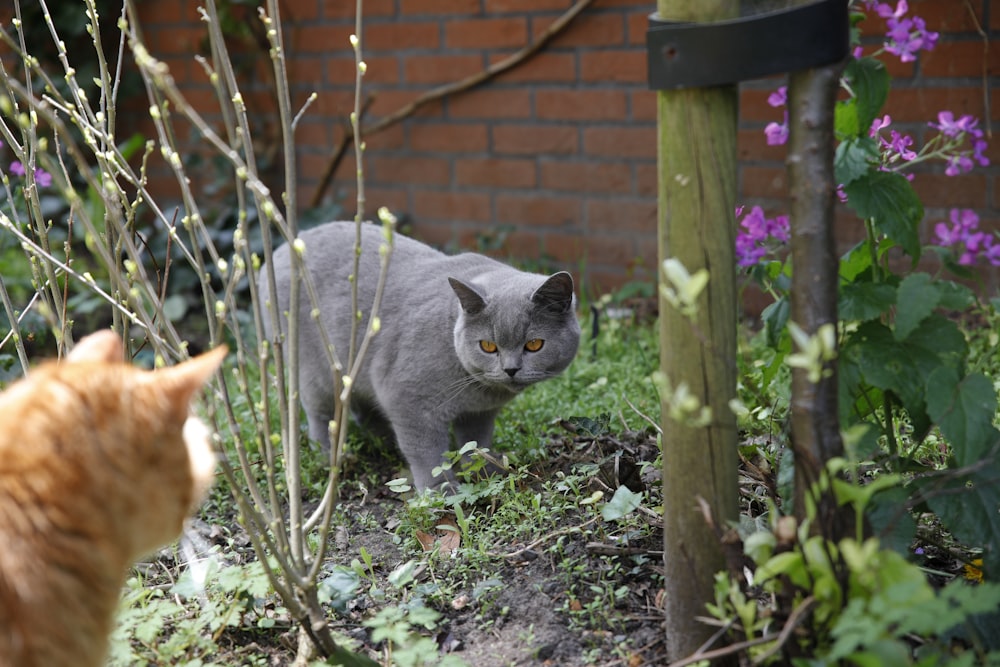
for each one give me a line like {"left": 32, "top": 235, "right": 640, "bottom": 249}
{"left": 261, "top": 221, "right": 581, "bottom": 490}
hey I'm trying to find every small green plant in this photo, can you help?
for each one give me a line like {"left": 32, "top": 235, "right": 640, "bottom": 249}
{"left": 719, "top": 2, "right": 1000, "bottom": 663}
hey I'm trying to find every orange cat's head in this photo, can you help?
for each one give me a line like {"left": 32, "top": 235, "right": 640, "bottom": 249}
{"left": 0, "top": 330, "right": 226, "bottom": 667}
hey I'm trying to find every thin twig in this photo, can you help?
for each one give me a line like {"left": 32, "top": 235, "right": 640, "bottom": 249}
{"left": 309, "top": 0, "right": 596, "bottom": 207}
{"left": 491, "top": 515, "right": 600, "bottom": 560}
{"left": 962, "top": 0, "right": 991, "bottom": 136}
{"left": 663, "top": 595, "right": 815, "bottom": 667}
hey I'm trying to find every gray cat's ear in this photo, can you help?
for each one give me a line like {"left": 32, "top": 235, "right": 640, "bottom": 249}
{"left": 449, "top": 277, "right": 487, "bottom": 314}
{"left": 532, "top": 271, "right": 575, "bottom": 313}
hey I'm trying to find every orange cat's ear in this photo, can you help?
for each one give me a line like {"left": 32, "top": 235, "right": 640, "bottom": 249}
{"left": 150, "top": 345, "right": 227, "bottom": 412}
{"left": 67, "top": 330, "right": 124, "bottom": 363}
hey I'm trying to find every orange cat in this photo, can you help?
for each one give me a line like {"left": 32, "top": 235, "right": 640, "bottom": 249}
{"left": 0, "top": 330, "right": 225, "bottom": 667}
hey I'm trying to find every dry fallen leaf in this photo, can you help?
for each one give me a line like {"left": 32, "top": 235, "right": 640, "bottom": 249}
{"left": 415, "top": 514, "right": 461, "bottom": 555}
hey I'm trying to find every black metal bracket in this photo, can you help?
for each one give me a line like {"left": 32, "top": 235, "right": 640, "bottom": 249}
{"left": 647, "top": 0, "right": 849, "bottom": 90}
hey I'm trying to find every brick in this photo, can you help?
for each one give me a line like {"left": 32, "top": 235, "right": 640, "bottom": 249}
{"left": 495, "top": 194, "right": 581, "bottom": 227}
{"left": 148, "top": 25, "right": 206, "bottom": 56}
{"left": 410, "top": 122, "right": 489, "bottom": 152}
{"left": 883, "top": 86, "right": 984, "bottom": 123}
{"left": 921, "top": 39, "right": 997, "bottom": 78}
{"left": 456, "top": 157, "right": 538, "bottom": 188}
{"left": 544, "top": 232, "right": 635, "bottom": 268}
{"left": 448, "top": 88, "right": 532, "bottom": 118}
{"left": 413, "top": 189, "right": 492, "bottom": 222}
{"left": 741, "top": 166, "right": 788, "bottom": 199}
{"left": 631, "top": 90, "right": 656, "bottom": 121}
{"left": 737, "top": 128, "right": 786, "bottom": 165}
{"left": 308, "top": 90, "right": 359, "bottom": 117}
{"left": 626, "top": 10, "right": 649, "bottom": 46}
{"left": 534, "top": 12, "right": 625, "bottom": 47}
{"left": 910, "top": 0, "right": 986, "bottom": 33}
{"left": 456, "top": 228, "right": 543, "bottom": 259}
{"left": 535, "top": 89, "right": 627, "bottom": 120}
{"left": 368, "top": 90, "right": 444, "bottom": 119}
{"left": 288, "top": 56, "right": 325, "bottom": 88}
{"left": 491, "top": 52, "right": 577, "bottom": 84}
{"left": 740, "top": 82, "right": 786, "bottom": 123}
{"left": 334, "top": 186, "right": 411, "bottom": 218}
{"left": 485, "top": 0, "right": 575, "bottom": 11}
{"left": 404, "top": 54, "right": 484, "bottom": 84}
{"left": 635, "top": 163, "right": 658, "bottom": 197}
{"left": 910, "top": 172, "right": 989, "bottom": 208}
{"left": 400, "top": 0, "right": 480, "bottom": 15}
{"left": 586, "top": 199, "right": 657, "bottom": 233}
{"left": 583, "top": 126, "right": 657, "bottom": 159}
{"left": 325, "top": 54, "right": 400, "bottom": 84}
{"left": 363, "top": 123, "right": 406, "bottom": 150}
{"left": 282, "top": 0, "right": 321, "bottom": 23}
{"left": 445, "top": 18, "right": 528, "bottom": 49}
{"left": 137, "top": 1, "right": 196, "bottom": 23}
{"left": 580, "top": 49, "right": 646, "bottom": 83}
{"left": 540, "top": 161, "right": 631, "bottom": 193}
{"left": 410, "top": 221, "right": 456, "bottom": 249}
{"left": 364, "top": 22, "right": 440, "bottom": 52}
{"left": 492, "top": 124, "right": 579, "bottom": 155}
{"left": 367, "top": 155, "right": 452, "bottom": 186}
{"left": 594, "top": 0, "right": 654, "bottom": 8}
{"left": 322, "top": 0, "right": 395, "bottom": 19}
{"left": 295, "top": 120, "right": 333, "bottom": 151}
{"left": 294, "top": 25, "right": 355, "bottom": 53}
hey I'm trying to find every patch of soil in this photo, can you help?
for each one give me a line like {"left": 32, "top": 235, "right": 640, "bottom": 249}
{"left": 315, "top": 428, "right": 669, "bottom": 667}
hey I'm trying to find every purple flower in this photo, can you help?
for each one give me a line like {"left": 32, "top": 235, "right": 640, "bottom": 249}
{"left": 973, "top": 139, "right": 990, "bottom": 167}
{"left": 736, "top": 206, "right": 790, "bottom": 267}
{"left": 869, "top": 115, "right": 892, "bottom": 136}
{"left": 6, "top": 161, "right": 52, "bottom": 187}
{"left": 869, "top": 115, "right": 917, "bottom": 164}
{"left": 931, "top": 111, "right": 980, "bottom": 138}
{"left": 945, "top": 154, "right": 974, "bottom": 177}
{"left": 876, "top": 0, "right": 908, "bottom": 20}
{"left": 871, "top": 1, "right": 938, "bottom": 62}
{"left": 934, "top": 209, "right": 999, "bottom": 266}
{"left": 984, "top": 241, "right": 1000, "bottom": 267}
{"left": 767, "top": 86, "right": 787, "bottom": 108}
{"left": 765, "top": 111, "right": 789, "bottom": 146}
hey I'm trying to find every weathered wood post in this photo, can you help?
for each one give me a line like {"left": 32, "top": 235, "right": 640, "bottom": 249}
{"left": 646, "top": 1, "right": 848, "bottom": 659}
{"left": 653, "top": 1, "right": 739, "bottom": 659}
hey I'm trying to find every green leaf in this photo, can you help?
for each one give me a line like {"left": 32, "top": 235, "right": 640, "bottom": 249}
{"left": 852, "top": 316, "right": 967, "bottom": 435}
{"left": 925, "top": 368, "right": 998, "bottom": 467}
{"left": 601, "top": 485, "right": 643, "bottom": 521}
{"left": 936, "top": 280, "right": 975, "bottom": 311}
{"left": 922, "top": 470, "right": 1000, "bottom": 579}
{"left": 845, "top": 57, "right": 890, "bottom": 132}
{"left": 844, "top": 171, "right": 923, "bottom": 259}
{"left": 839, "top": 281, "right": 895, "bottom": 322}
{"left": 866, "top": 486, "right": 917, "bottom": 556}
{"left": 834, "top": 98, "right": 860, "bottom": 139}
{"left": 761, "top": 296, "right": 789, "bottom": 348}
{"left": 834, "top": 136, "right": 880, "bottom": 186}
{"left": 894, "top": 273, "right": 940, "bottom": 341}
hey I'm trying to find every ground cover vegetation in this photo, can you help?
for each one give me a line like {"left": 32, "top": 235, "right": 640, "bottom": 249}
{"left": 0, "top": 0, "right": 998, "bottom": 665}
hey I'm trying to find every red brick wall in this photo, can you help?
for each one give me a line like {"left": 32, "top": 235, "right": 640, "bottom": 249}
{"left": 135, "top": 0, "right": 1000, "bottom": 298}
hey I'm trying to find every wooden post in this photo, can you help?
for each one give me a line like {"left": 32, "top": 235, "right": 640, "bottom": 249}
{"left": 655, "top": 1, "right": 740, "bottom": 660}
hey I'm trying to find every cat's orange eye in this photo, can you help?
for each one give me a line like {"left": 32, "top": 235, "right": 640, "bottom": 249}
{"left": 479, "top": 340, "right": 498, "bottom": 353}
{"left": 524, "top": 339, "right": 544, "bottom": 352}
